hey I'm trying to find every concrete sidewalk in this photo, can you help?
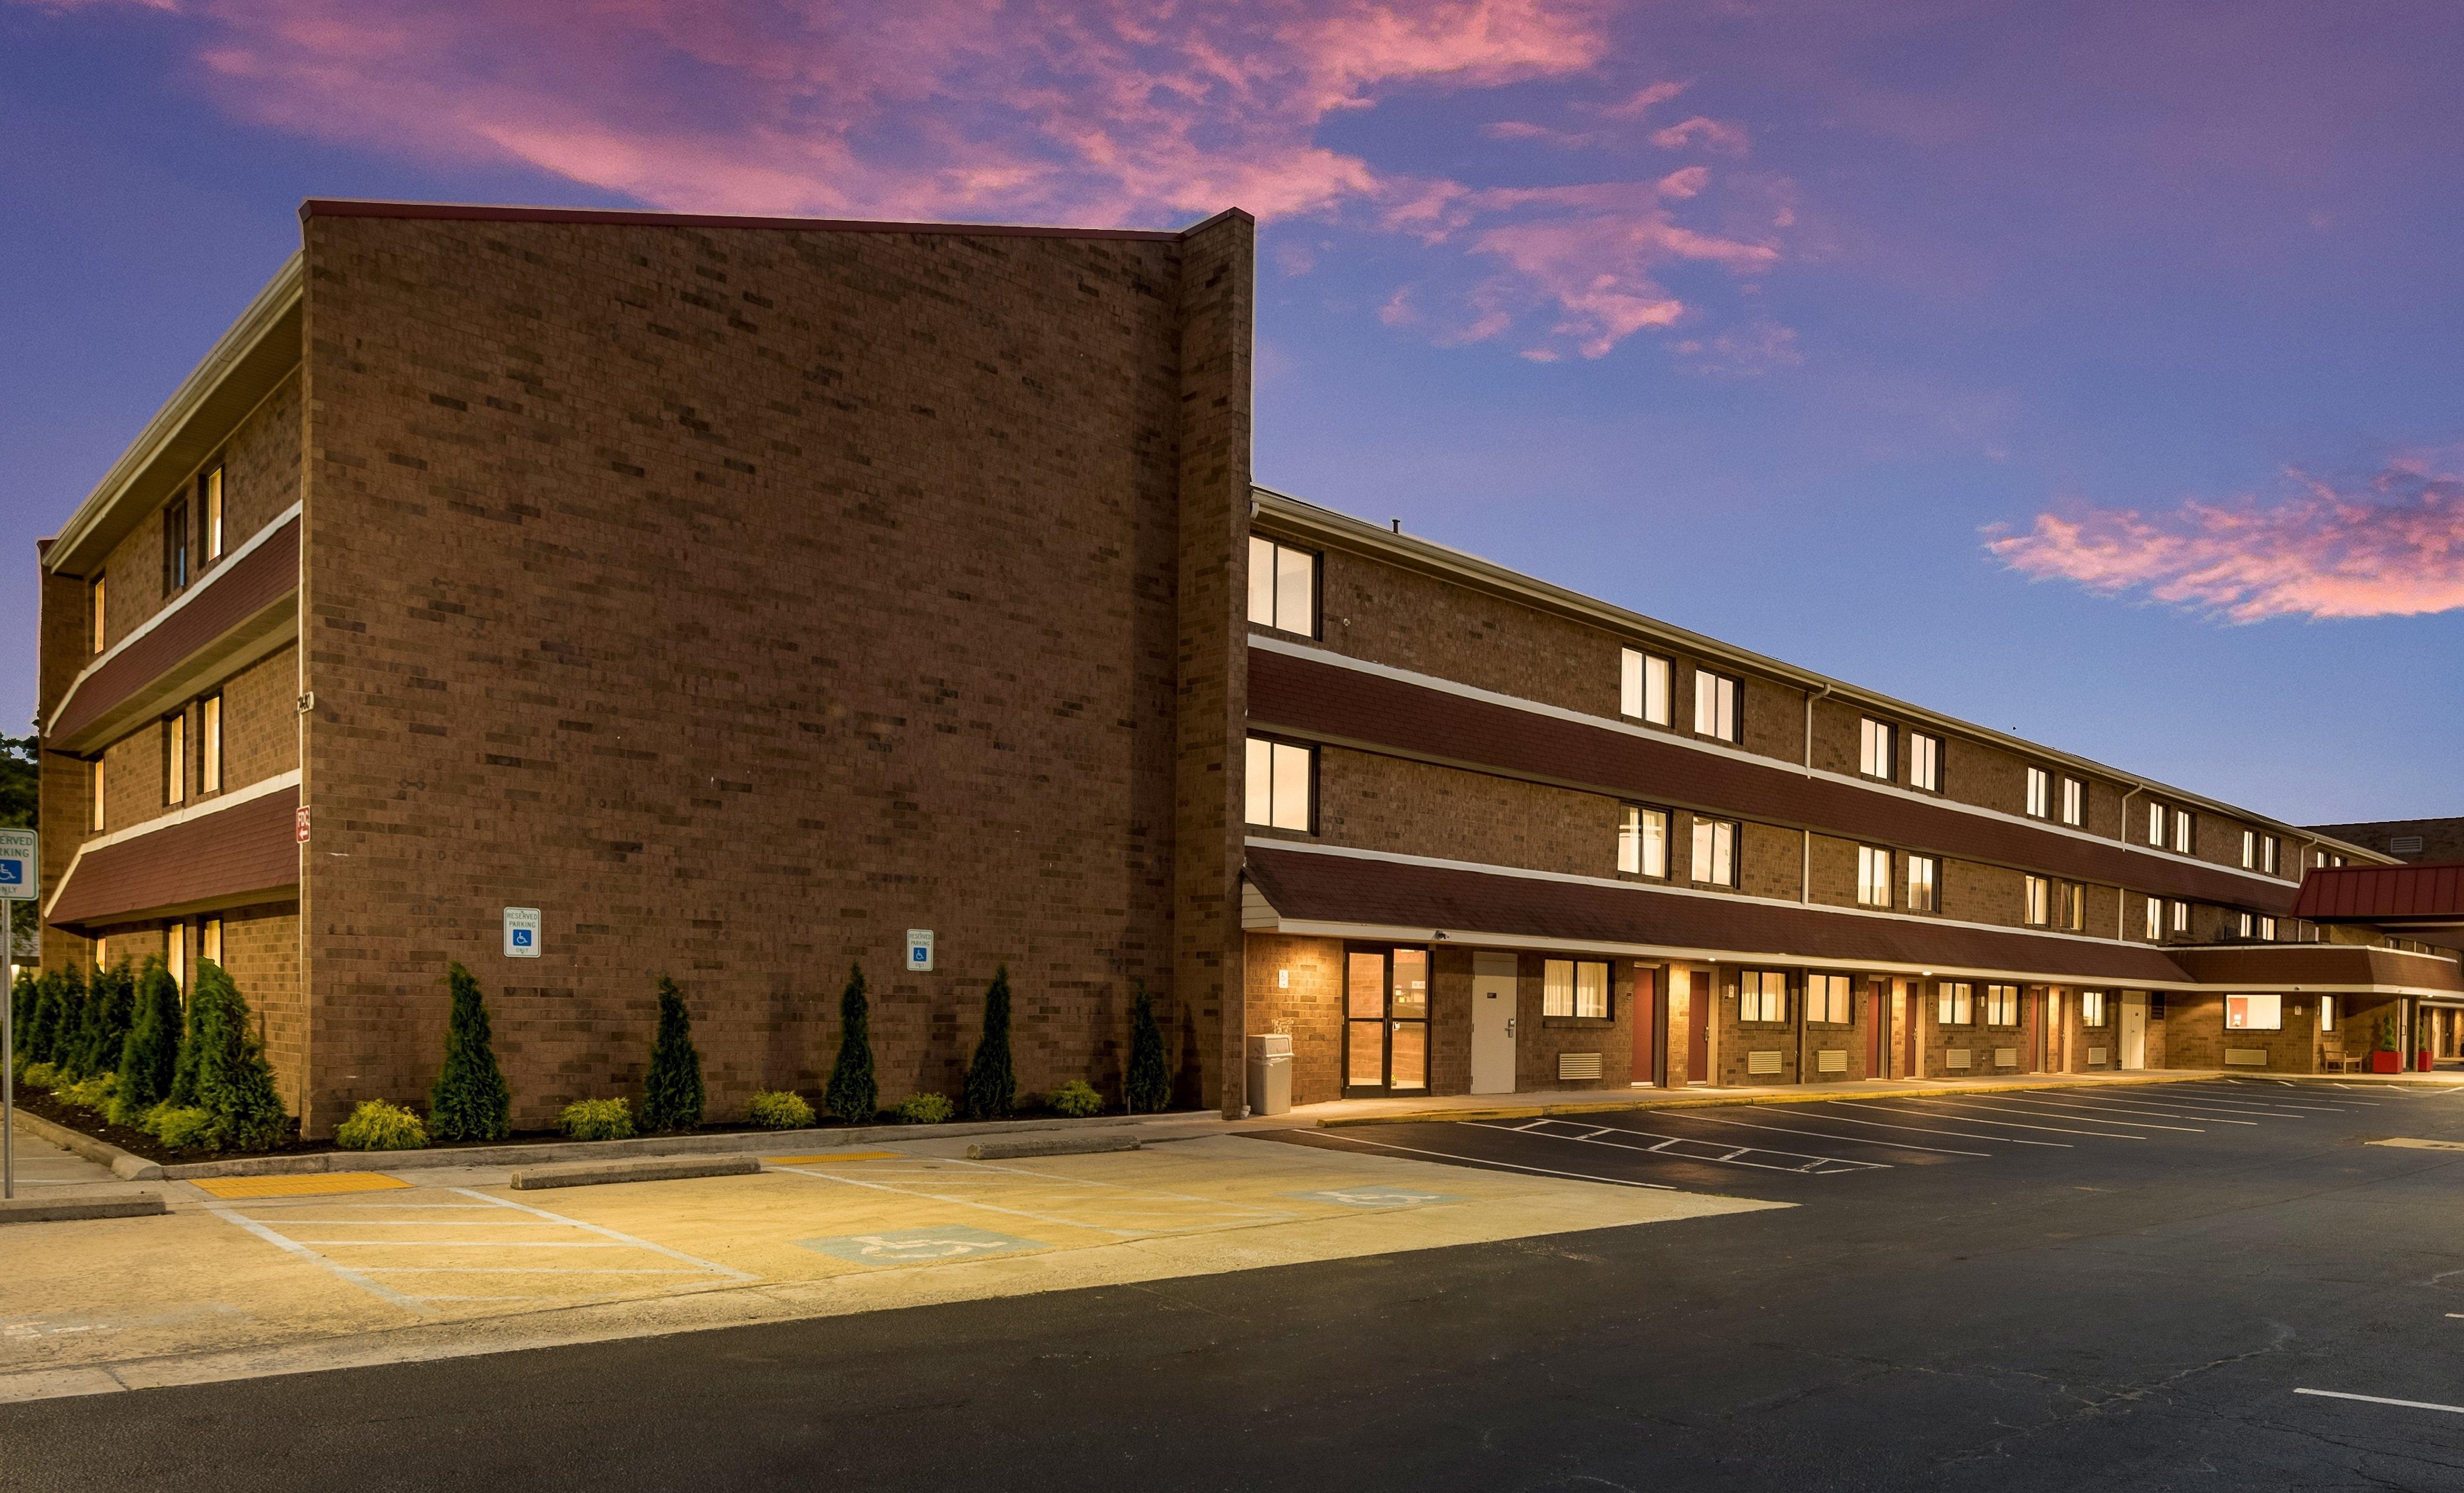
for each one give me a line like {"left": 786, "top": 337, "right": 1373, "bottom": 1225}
{"left": 1283, "top": 1066, "right": 2464, "bottom": 1127}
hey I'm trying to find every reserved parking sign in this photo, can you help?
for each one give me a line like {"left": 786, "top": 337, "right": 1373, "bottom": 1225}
{"left": 0, "top": 829, "right": 34, "bottom": 901}
{"left": 504, "top": 906, "right": 542, "bottom": 958}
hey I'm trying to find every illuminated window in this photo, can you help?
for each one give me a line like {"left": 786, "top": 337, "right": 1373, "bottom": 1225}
{"left": 2025, "top": 767, "right": 2051, "bottom": 819}
{"left": 165, "top": 713, "right": 186, "bottom": 806}
{"left": 2172, "top": 808, "right": 2194, "bottom": 855}
{"left": 201, "top": 465, "right": 226, "bottom": 562}
{"left": 94, "top": 937, "right": 107, "bottom": 971}
{"left": 1906, "top": 854, "right": 1938, "bottom": 912}
{"left": 2240, "top": 829, "right": 2256, "bottom": 869}
{"left": 1984, "top": 983, "right": 2020, "bottom": 1027}
{"left": 167, "top": 922, "right": 186, "bottom": 993}
{"left": 2146, "top": 802, "right": 2165, "bottom": 847}
{"left": 2060, "top": 777, "right": 2085, "bottom": 827}
{"left": 90, "top": 574, "right": 107, "bottom": 654}
{"left": 2258, "top": 915, "right": 2276, "bottom": 940}
{"left": 201, "top": 916, "right": 223, "bottom": 969}
{"left": 2261, "top": 835, "right": 2281, "bottom": 875}
{"left": 2080, "top": 990, "right": 2108, "bottom": 1028}
{"left": 1909, "top": 732, "right": 1941, "bottom": 793}
{"left": 1544, "top": 958, "right": 1610, "bottom": 1019}
{"left": 1245, "top": 537, "right": 1317, "bottom": 637}
{"left": 1693, "top": 670, "right": 1739, "bottom": 743}
{"left": 1690, "top": 817, "right": 1738, "bottom": 887}
{"left": 1738, "top": 969, "right": 1787, "bottom": 1024}
{"left": 1618, "top": 804, "right": 1668, "bottom": 877}
{"left": 1858, "top": 718, "right": 1895, "bottom": 780}
{"left": 1620, "top": 648, "right": 1671, "bottom": 726}
{"left": 91, "top": 757, "right": 105, "bottom": 832}
{"left": 2225, "top": 994, "right": 2282, "bottom": 1031}
{"left": 1937, "top": 981, "right": 1974, "bottom": 1026}
{"left": 1806, "top": 972, "right": 1852, "bottom": 1025}
{"left": 2023, "top": 875, "right": 2051, "bottom": 926}
{"left": 2052, "top": 881, "right": 2086, "bottom": 932}
{"left": 1243, "top": 736, "right": 1314, "bottom": 832}
{"left": 2169, "top": 899, "right": 2189, "bottom": 935}
{"left": 1857, "top": 846, "right": 1891, "bottom": 908}
{"left": 2320, "top": 996, "right": 2336, "bottom": 1032}
{"left": 200, "top": 694, "right": 223, "bottom": 793}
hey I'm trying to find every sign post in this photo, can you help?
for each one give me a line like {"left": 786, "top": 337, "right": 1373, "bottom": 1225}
{"left": 0, "top": 828, "right": 39, "bottom": 1201}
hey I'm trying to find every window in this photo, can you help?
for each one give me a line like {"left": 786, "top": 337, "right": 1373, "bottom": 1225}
{"left": 1937, "top": 981, "right": 1973, "bottom": 1026}
{"left": 201, "top": 465, "right": 226, "bottom": 562}
{"left": 1906, "top": 854, "right": 1938, "bottom": 912}
{"left": 1544, "top": 958, "right": 1610, "bottom": 1019}
{"left": 2025, "top": 766, "right": 2051, "bottom": 819}
{"left": 1856, "top": 846, "right": 1892, "bottom": 908}
{"left": 1909, "top": 732, "right": 1941, "bottom": 793}
{"left": 2146, "top": 802, "right": 2164, "bottom": 847}
{"left": 163, "top": 497, "right": 191, "bottom": 594}
{"left": 2237, "top": 911, "right": 2253, "bottom": 939}
{"left": 2143, "top": 897, "right": 2161, "bottom": 940}
{"left": 2060, "top": 777, "right": 2085, "bottom": 827}
{"left": 1693, "top": 669, "right": 1739, "bottom": 743}
{"left": 1243, "top": 736, "right": 1314, "bottom": 831}
{"left": 2168, "top": 899, "right": 2189, "bottom": 935}
{"left": 200, "top": 694, "right": 223, "bottom": 793}
{"left": 1620, "top": 648, "right": 1671, "bottom": 725}
{"left": 2023, "top": 874, "right": 2051, "bottom": 926}
{"left": 2261, "top": 835, "right": 2281, "bottom": 875}
{"left": 1618, "top": 805, "right": 1668, "bottom": 877}
{"left": 93, "top": 937, "right": 107, "bottom": 971}
{"left": 2329, "top": 853, "right": 2345, "bottom": 868}
{"left": 1806, "top": 972, "right": 1852, "bottom": 1025}
{"left": 2225, "top": 993, "right": 2282, "bottom": 1031}
{"left": 1738, "top": 969, "right": 1787, "bottom": 1023}
{"left": 90, "top": 575, "right": 107, "bottom": 654}
{"left": 2320, "top": 996, "right": 2336, "bottom": 1032}
{"left": 90, "top": 757, "right": 105, "bottom": 832}
{"left": 2080, "top": 990, "right": 2108, "bottom": 1028}
{"left": 1690, "top": 817, "right": 1738, "bottom": 887}
{"left": 201, "top": 916, "right": 223, "bottom": 969}
{"left": 1245, "top": 536, "right": 1316, "bottom": 636}
{"left": 2172, "top": 808, "right": 2194, "bottom": 855}
{"left": 1984, "top": 983, "right": 2020, "bottom": 1027}
{"left": 166, "top": 922, "right": 186, "bottom": 993}
{"left": 165, "top": 712, "right": 186, "bottom": 806}
{"left": 2258, "top": 915, "right": 2276, "bottom": 940}
{"left": 2240, "top": 829, "right": 2256, "bottom": 870}
{"left": 1858, "top": 718, "right": 1895, "bottom": 780}
{"left": 2058, "top": 881, "right": 2086, "bottom": 932}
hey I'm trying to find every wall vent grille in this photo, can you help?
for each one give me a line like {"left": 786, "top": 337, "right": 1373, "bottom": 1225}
{"left": 1816, "top": 1049, "right": 1847, "bottom": 1073}
{"left": 1558, "top": 1052, "right": 1604, "bottom": 1081}
{"left": 1747, "top": 1049, "right": 1784, "bottom": 1076}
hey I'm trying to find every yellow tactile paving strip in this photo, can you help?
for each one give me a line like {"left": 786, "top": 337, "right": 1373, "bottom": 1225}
{"left": 189, "top": 1173, "right": 411, "bottom": 1199}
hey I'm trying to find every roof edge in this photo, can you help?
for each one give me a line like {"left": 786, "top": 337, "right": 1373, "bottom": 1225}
{"left": 298, "top": 198, "right": 1225, "bottom": 243}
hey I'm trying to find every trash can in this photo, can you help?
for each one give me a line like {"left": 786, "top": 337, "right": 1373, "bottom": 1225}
{"left": 1246, "top": 1033, "right": 1293, "bottom": 1117}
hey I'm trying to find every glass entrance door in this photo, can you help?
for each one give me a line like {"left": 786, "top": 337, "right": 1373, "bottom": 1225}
{"left": 1345, "top": 946, "right": 1429, "bottom": 1095}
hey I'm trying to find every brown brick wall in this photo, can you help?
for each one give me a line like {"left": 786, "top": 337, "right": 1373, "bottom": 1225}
{"left": 1707, "top": 965, "right": 1879, "bottom": 1087}
{"left": 1243, "top": 933, "right": 1345, "bottom": 1106}
{"left": 296, "top": 211, "right": 1250, "bottom": 1134}
{"left": 215, "top": 644, "right": 298, "bottom": 793}
{"left": 1306, "top": 746, "right": 1618, "bottom": 877}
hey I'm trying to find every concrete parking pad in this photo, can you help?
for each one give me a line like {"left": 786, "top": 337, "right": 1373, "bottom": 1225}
{"left": 0, "top": 1132, "right": 1775, "bottom": 1402}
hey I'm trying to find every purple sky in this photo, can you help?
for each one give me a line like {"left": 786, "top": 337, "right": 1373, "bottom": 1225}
{"left": 5, "top": 0, "right": 2459, "bottom": 823}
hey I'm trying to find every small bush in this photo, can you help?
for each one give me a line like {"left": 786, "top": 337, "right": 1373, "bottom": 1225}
{"left": 186, "top": 962, "right": 286, "bottom": 1151}
{"left": 641, "top": 977, "right": 705, "bottom": 1134}
{"left": 962, "top": 967, "right": 1017, "bottom": 1121}
{"left": 1126, "top": 980, "right": 1170, "bottom": 1113}
{"left": 20, "top": 1060, "right": 57, "bottom": 1090}
{"left": 824, "top": 963, "right": 877, "bottom": 1125}
{"left": 429, "top": 962, "right": 512, "bottom": 1142}
{"left": 147, "top": 1106, "right": 216, "bottom": 1149}
{"left": 1047, "top": 1079, "right": 1103, "bottom": 1118}
{"left": 57, "top": 1072, "right": 114, "bottom": 1113}
{"left": 896, "top": 1093, "right": 954, "bottom": 1126}
{"left": 335, "top": 1100, "right": 430, "bottom": 1151}
{"left": 560, "top": 1098, "right": 636, "bottom": 1141}
{"left": 747, "top": 1089, "right": 816, "bottom": 1129}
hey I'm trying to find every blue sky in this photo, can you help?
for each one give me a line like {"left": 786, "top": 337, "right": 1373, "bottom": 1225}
{"left": 4, "top": 0, "right": 2459, "bottom": 823}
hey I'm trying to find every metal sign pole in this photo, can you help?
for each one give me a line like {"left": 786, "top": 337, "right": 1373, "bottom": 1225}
{"left": 4, "top": 897, "right": 14, "bottom": 1201}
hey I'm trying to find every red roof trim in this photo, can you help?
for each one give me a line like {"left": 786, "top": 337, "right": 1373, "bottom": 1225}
{"left": 298, "top": 198, "right": 1216, "bottom": 243}
{"left": 48, "top": 788, "right": 301, "bottom": 931}
{"left": 2294, "top": 862, "right": 2464, "bottom": 921}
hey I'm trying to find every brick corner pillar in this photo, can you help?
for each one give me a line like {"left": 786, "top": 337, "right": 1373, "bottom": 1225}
{"left": 1171, "top": 208, "right": 1256, "bottom": 1118}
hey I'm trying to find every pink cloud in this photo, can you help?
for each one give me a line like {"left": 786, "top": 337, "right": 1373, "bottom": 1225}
{"left": 1985, "top": 453, "right": 2464, "bottom": 622}
{"left": 1650, "top": 114, "right": 1749, "bottom": 154}
{"left": 18, "top": 0, "right": 1793, "bottom": 360}
{"left": 1585, "top": 79, "right": 1686, "bottom": 119}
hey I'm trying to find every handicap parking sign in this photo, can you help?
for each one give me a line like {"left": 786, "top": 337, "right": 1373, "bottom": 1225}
{"left": 503, "top": 906, "right": 542, "bottom": 958}
{"left": 0, "top": 830, "right": 34, "bottom": 901}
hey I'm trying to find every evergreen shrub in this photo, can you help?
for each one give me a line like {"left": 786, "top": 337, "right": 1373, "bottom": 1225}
{"left": 1125, "top": 980, "right": 1170, "bottom": 1114}
{"left": 1047, "top": 1079, "right": 1103, "bottom": 1118}
{"left": 112, "top": 959, "right": 183, "bottom": 1127}
{"left": 747, "top": 1090, "right": 815, "bottom": 1129}
{"left": 823, "top": 963, "right": 877, "bottom": 1124}
{"left": 962, "top": 967, "right": 1017, "bottom": 1121}
{"left": 896, "top": 1093, "right": 954, "bottom": 1125}
{"left": 336, "top": 1100, "right": 430, "bottom": 1151}
{"left": 559, "top": 1098, "right": 635, "bottom": 1140}
{"left": 641, "top": 977, "right": 705, "bottom": 1133}
{"left": 428, "top": 962, "right": 511, "bottom": 1142}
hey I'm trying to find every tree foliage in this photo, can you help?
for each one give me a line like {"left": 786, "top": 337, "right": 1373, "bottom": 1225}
{"left": 1126, "top": 979, "right": 1170, "bottom": 1114}
{"left": 641, "top": 976, "right": 705, "bottom": 1133}
{"left": 112, "top": 957, "right": 183, "bottom": 1126}
{"left": 824, "top": 962, "right": 877, "bottom": 1124}
{"left": 962, "top": 966, "right": 1017, "bottom": 1121}
{"left": 428, "top": 962, "right": 511, "bottom": 1142}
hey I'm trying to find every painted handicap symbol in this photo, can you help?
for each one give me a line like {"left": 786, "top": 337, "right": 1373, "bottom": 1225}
{"left": 0, "top": 862, "right": 22, "bottom": 884}
{"left": 1291, "top": 1187, "right": 1459, "bottom": 1208}
{"left": 798, "top": 1224, "right": 1041, "bottom": 1266}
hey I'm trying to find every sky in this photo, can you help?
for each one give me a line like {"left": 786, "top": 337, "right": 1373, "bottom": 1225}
{"left": 3, "top": 0, "right": 2459, "bottom": 824}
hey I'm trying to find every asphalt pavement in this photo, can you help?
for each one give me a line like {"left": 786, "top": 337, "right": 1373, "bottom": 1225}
{"left": 8, "top": 1076, "right": 2464, "bottom": 1491}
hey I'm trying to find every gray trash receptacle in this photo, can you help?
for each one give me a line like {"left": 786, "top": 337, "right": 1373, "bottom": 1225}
{"left": 1246, "top": 1032, "right": 1293, "bottom": 1116}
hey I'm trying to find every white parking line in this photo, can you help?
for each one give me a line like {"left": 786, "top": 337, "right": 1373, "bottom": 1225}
{"left": 2294, "top": 1387, "right": 2464, "bottom": 1416}
{"left": 2156, "top": 1087, "right": 2351, "bottom": 1113}
{"left": 2008, "top": 1094, "right": 2260, "bottom": 1124}
{"left": 1488, "top": 1119, "right": 1886, "bottom": 1175}
{"left": 1947, "top": 1097, "right": 2204, "bottom": 1132}
{"left": 1880, "top": 1099, "right": 2150, "bottom": 1139}
{"left": 1802, "top": 1102, "right": 2071, "bottom": 1147}
{"left": 1651, "top": 1108, "right": 1990, "bottom": 1158}
{"left": 1305, "top": 1129, "right": 1676, "bottom": 1190}
{"left": 767, "top": 1158, "right": 1296, "bottom": 1236}
{"left": 203, "top": 1204, "right": 429, "bottom": 1313}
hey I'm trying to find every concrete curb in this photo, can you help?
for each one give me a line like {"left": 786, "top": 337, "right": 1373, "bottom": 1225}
{"left": 8, "top": 1107, "right": 164, "bottom": 1180}
{"left": 510, "top": 1155, "right": 763, "bottom": 1191}
{"left": 967, "top": 1134, "right": 1143, "bottom": 1161}
{"left": 139, "top": 1109, "right": 1204, "bottom": 1180}
{"left": 0, "top": 1190, "right": 166, "bottom": 1224}
{"left": 1315, "top": 1072, "right": 2220, "bottom": 1127}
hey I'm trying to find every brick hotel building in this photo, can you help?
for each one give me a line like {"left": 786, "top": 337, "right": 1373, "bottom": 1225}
{"left": 33, "top": 200, "right": 2462, "bottom": 1134}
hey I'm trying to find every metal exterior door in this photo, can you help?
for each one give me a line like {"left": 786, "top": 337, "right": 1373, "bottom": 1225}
{"left": 1471, "top": 951, "right": 1517, "bottom": 1095}
{"left": 2120, "top": 992, "right": 2148, "bottom": 1069}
